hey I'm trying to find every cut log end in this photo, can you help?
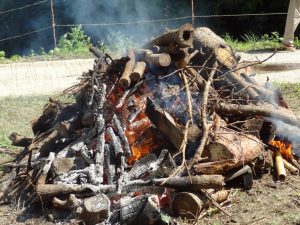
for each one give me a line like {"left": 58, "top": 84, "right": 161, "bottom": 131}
{"left": 178, "top": 23, "right": 195, "bottom": 47}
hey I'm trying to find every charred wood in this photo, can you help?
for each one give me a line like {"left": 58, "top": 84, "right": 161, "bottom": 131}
{"left": 9, "top": 132, "right": 32, "bottom": 147}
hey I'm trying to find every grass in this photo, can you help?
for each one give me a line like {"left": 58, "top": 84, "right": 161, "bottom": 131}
{"left": 0, "top": 95, "right": 49, "bottom": 149}
{"left": 224, "top": 32, "right": 300, "bottom": 52}
{"left": 0, "top": 94, "right": 74, "bottom": 151}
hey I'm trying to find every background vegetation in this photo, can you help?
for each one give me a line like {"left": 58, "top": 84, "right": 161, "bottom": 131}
{"left": 0, "top": 0, "right": 296, "bottom": 57}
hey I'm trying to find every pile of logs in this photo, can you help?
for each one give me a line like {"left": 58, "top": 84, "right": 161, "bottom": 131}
{"left": 1, "top": 24, "right": 300, "bottom": 225}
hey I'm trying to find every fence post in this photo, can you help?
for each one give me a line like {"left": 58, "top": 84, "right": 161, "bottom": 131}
{"left": 50, "top": 0, "right": 57, "bottom": 48}
{"left": 191, "top": 0, "right": 195, "bottom": 25}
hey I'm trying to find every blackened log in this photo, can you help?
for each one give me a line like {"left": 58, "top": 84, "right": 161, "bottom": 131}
{"left": 106, "top": 127, "right": 123, "bottom": 157}
{"left": 112, "top": 114, "right": 131, "bottom": 157}
{"left": 120, "top": 195, "right": 148, "bottom": 225}
{"left": 0, "top": 169, "right": 16, "bottom": 200}
{"left": 31, "top": 98, "right": 63, "bottom": 135}
{"left": 95, "top": 132, "right": 105, "bottom": 184}
{"left": 89, "top": 46, "right": 105, "bottom": 59}
{"left": 104, "top": 144, "right": 115, "bottom": 185}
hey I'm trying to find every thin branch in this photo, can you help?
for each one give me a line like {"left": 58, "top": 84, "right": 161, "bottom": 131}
{"left": 187, "top": 62, "right": 218, "bottom": 169}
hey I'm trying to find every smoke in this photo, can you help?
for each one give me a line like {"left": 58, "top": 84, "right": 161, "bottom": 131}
{"left": 63, "top": 0, "right": 191, "bottom": 48}
{"left": 268, "top": 118, "right": 300, "bottom": 157}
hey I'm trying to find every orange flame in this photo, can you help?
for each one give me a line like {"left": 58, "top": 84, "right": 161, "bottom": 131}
{"left": 270, "top": 140, "right": 293, "bottom": 159}
{"left": 128, "top": 129, "right": 158, "bottom": 164}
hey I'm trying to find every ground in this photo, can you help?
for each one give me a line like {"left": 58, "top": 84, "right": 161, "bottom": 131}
{"left": 1, "top": 51, "right": 300, "bottom": 225}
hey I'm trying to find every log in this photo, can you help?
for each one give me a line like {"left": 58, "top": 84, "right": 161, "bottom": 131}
{"left": 89, "top": 46, "right": 105, "bottom": 59}
{"left": 53, "top": 194, "right": 110, "bottom": 225}
{"left": 215, "top": 102, "right": 300, "bottom": 128}
{"left": 192, "top": 27, "right": 239, "bottom": 69}
{"left": 81, "top": 194, "right": 110, "bottom": 225}
{"left": 145, "top": 52, "right": 171, "bottom": 67}
{"left": 8, "top": 132, "right": 32, "bottom": 147}
{"left": 118, "top": 49, "right": 135, "bottom": 89}
{"left": 154, "top": 175, "right": 224, "bottom": 190}
{"left": 36, "top": 152, "right": 55, "bottom": 185}
{"left": 0, "top": 169, "right": 16, "bottom": 200}
{"left": 283, "top": 158, "right": 299, "bottom": 174}
{"left": 31, "top": 98, "right": 63, "bottom": 135}
{"left": 145, "top": 97, "right": 183, "bottom": 150}
{"left": 151, "top": 23, "right": 195, "bottom": 48}
{"left": 274, "top": 151, "right": 286, "bottom": 181}
{"left": 130, "top": 61, "right": 146, "bottom": 83}
{"left": 194, "top": 128, "right": 263, "bottom": 174}
{"left": 172, "top": 192, "right": 204, "bottom": 219}
{"left": 36, "top": 183, "right": 105, "bottom": 197}
{"left": 145, "top": 97, "right": 201, "bottom": 150}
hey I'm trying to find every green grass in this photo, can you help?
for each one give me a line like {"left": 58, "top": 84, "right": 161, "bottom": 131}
{"left": 224, "top": 32, "right": 300, "bottom": 52}
{"left": 0, "top": 96, "right": 49, "bottom": 149}
{"left": 0, "top": 94, "right": 74, "bottom": 151}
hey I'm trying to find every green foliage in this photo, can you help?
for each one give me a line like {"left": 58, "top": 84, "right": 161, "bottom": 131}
{"left": 0, "top": 51, "right": 5, "bottom": 60}
{"left": 103, "top": 31, "right": 136, "bottom": 55}
{"left": 9, "top": 55, "right": 22, "bottom": 61}
{"left": 58, "top": 26, "right": 91, "bottom": 53}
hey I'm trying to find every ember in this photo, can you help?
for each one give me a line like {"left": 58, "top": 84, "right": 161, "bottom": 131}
{"left": 0, "top": 24, "right": 299, "bottom": 225}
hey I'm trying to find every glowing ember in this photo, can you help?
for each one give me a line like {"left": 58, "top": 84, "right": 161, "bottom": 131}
{"left": 270, "top": 140, "right": 293, "bottom": 159}
{"left": 128, "top": 130, "right": 158, "bottom": 164}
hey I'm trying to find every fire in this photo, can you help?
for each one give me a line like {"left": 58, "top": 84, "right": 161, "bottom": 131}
{"left": 270, "top": 140, "right": 293, "bottom": 159}
{"left": 128, "top": 129, "right": 158, "bottom": 164}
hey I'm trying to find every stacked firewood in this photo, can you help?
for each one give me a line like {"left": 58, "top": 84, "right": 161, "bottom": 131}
{"left": 0, "top": 24, "right": 300, "bottom": 225}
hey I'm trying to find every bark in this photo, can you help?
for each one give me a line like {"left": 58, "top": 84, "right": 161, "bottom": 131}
{"left": 118, "top": 49, "right": 135, "bottom": 89}
{"left": 215, "top": 102, "right": 299, "bottom": 128}
{"left": 192, "top": 27, "right": 240, "bottom": 69}
{"left": 151, "top": 23, "right": 195, "bottom": 48}
{"left": 193, "top": 128, "right": 263, "bottom": 174}
{"left": 154, "top": 175, "right": 224, "bottom": 190}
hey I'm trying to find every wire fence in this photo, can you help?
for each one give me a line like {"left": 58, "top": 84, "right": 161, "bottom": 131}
{"left": 0, "top": 1, "right": 288, "bottom": 43}
{"left": 0, "top": 0, "right": 49, "bottom": 15}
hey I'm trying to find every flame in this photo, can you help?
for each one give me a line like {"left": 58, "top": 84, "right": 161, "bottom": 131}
{"left": 270, "top": 140, "right": 293, "bottom": 159}
{"left": 107, "top": 82, "right": 158, "bottom": 164}
{"left": 128, "top": 129, "right": 158, "bottom": 164}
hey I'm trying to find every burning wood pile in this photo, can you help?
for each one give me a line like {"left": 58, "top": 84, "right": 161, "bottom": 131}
{"left": 1, "top": 24, "right": 300, "bottom": 224}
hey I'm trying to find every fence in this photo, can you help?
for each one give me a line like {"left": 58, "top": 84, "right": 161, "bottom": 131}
{"left": 0, "top": 0, "right": 288, "bottom": 46}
